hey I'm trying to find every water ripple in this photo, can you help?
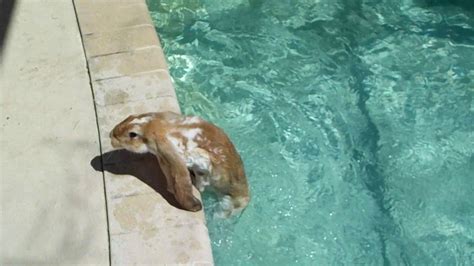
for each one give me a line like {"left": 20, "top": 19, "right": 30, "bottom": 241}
{"left": 148, "top": 0, "right": 474, "bottom": 264}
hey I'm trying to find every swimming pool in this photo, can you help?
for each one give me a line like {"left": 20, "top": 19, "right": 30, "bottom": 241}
{"left": 148, "top": 0, "right": 474, "bottom": 264}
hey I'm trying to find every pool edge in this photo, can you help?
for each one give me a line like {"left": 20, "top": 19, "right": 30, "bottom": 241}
{"left": 72, "top": 0, "right": 214, "bottom": 264}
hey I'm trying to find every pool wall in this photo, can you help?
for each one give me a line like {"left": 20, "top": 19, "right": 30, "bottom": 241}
{"left": 73, "top": 0, "right": 214, "bottom": 264}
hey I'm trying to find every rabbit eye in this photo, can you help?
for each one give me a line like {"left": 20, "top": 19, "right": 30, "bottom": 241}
{"left": 129, "top": 132, "right": 138, "bottom": 138}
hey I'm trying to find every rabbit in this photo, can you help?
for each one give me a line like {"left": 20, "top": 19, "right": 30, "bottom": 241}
{"left": 110, "top": 111, "right": 250, "bottom": 217}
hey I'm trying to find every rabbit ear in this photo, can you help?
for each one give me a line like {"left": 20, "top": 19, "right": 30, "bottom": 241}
{"left": 119, "top": 114, "right": 135, "bottom": 125}
{"left": 155, "top": 138, "right": 202, "bottom": 212}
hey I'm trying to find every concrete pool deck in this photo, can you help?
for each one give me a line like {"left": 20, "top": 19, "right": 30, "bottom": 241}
{"left": 1, "top": 0, "right": 213, "bottom": 264}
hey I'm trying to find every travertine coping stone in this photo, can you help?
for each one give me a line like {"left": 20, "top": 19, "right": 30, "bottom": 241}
{"left": 108, "top": 192, "right": 205, "bottom": 235}
{"left": 88, "top": 47, "right": 168, "bottom": 81}
{"left": 83, "top": 25, "right": 159, "bottom": 58}
{"left": 93, "top": 71, "right": 176, "bottom": 106}
{"left": 75, "top": 2, "right": 152, "bottom": 34}
{"left": 111, "top": 223, "right": 213, "bottom": 265}
{"left": 74, "top": 0, "right": 214, "bottom": 264}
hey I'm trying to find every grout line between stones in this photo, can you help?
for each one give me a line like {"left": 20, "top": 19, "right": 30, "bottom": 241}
{"left": 88, "top": 45, "right": 161, "bottom": 59}
{"left": 75, "top": 1, "right": 147, "bottom": 13}
{"left": 71, "top": 1, "right": 112, "bottom": 265}
{"left": 83, "top": 24, "right": 155, "bottom": 37}
{"left": 109, "top": 221, "right": 208, "bottom": 237}
{"left": 93, "top": 68, "right": 169, "bottom": 82}
{"left": 82, "top": 24, "right": 155, "bottom": 36}
{"left": 95, "top": 94, "right": 176, "bottom": 107}
{"left": 109, "top": 191, "right": 155, "bottom": 200}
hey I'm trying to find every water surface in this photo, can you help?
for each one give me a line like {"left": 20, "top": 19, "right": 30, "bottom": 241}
{"left": 148, "top": 0, "right": 474, "bottom": 264}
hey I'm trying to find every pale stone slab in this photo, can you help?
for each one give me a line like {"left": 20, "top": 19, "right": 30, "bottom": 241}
{"left": 0, "top": 1, "right": 108, "bottom": 264}
{"left": 73, "top": 0, "right": 214, "bottom": 264}
{"left": 110, "top": 223, "right": 213, "bottom": 265}
{"left": 89, "top": 47, "right": 168, "bottom": 80}
{"left": 93, "top": 71, "right": 176, "bottom": 106}
{"left": 105, "top": 172, "right": 157, "bottom": 198}
{"left": 108, "top": 192, "right": 205, "bottom": 235}
{"left": 96, "top": 96, "right": 180, "bottom": 122}
{"left": 75, "top": 0, "right": 145, "bottom": 13}
{"left": 83, "top": 25, "right": 159, "bottom": 58}
{"left": 75, "top": 1, "right": 152, "bottom": 34}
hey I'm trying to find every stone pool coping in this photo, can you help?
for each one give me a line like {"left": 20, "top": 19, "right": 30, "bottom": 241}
{"left": 73, "top": 0, "right": 214, "bottom": 264}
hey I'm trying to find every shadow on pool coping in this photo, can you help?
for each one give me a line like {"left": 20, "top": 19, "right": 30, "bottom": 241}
{"left": 0, "top": 0, "right": 16, "bottom": 60}
{"left": 90, "top": 149, "right": 185, "bottom": 210}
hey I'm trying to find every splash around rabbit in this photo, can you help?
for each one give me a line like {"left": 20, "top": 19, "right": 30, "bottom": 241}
{"left": 110, "top": 111, "right": 250, "bottom": 217}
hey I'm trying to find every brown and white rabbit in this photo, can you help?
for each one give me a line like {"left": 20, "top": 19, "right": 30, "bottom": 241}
{"left": 109, "top": 111, "right": 250, "bottom": 217}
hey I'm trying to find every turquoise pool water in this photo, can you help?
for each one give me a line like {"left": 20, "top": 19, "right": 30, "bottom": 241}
{"left": 148, "top": 0, "right": 474, "bottom": 264}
